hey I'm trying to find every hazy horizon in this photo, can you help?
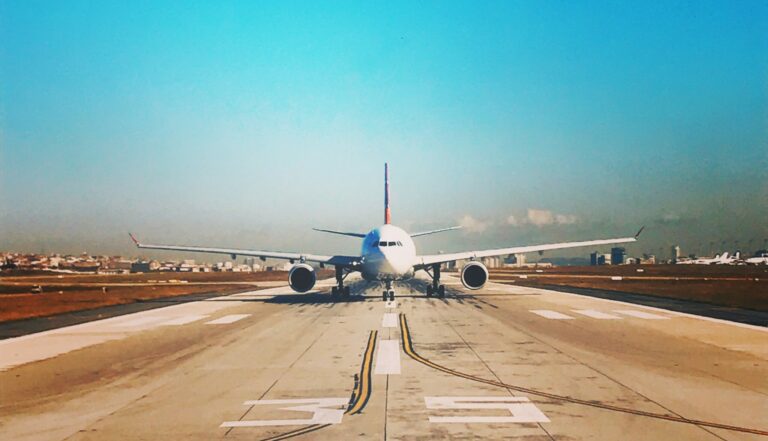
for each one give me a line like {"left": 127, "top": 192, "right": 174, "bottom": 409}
{"left": 1, "top": 1, "right": 766, "bottom": 261}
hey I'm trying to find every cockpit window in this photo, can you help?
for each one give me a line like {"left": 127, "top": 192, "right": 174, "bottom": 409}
{"left": 388, "top": 241, "right": 397, "bottom": 246}
{"left": 379, "top": 241, "right": 387, "bottom": 247}
{"left": 397, "top": 241, "right": 402, "bottom": 246}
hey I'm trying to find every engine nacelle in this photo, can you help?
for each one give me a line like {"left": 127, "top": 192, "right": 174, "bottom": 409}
{"left": 288, "top": 263, "right": 316, "bottom": 293}
{"left": 461, "top": 261, "right": 488, "bottom": 290}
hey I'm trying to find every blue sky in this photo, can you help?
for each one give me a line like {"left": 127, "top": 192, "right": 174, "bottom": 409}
{"left": 1, "top": 1, "right": 766, "bottom": 259}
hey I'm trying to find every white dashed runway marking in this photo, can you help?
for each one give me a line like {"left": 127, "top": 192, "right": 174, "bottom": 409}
{"left": 205, "top": 314, "right": 251, "bottom": 325}
{"left": 381, "top": 313, "right": 398, "bottom": 328}
{"left": 531, "top": 308, "right": 672, "bottom": 321}
{"left": 374, "top": 340, "right": 401, "bottom": 375}
{"left": 572, "top": 309, "right": 622, "bottom": 319}
{"left": 530, "top": 310, "right": 574, "bottom": 320}
{"left": 614, "top": 310, "right": 669, "bottom": 319}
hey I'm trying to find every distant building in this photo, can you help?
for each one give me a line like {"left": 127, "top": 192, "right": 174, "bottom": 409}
{"left": 610, "top": 247, "right": 626, "bottom": 265}
{"left": 107, "top": 259, "right": 134, "bottom": 271}
{"left": 671, "top": 245, "right": 681, "bottom": 263}
{"left": 481, "top": 256, "right": 502, "bottom": 268}
{"left": 504, "top": 253, "right": 526, "bottom": 268}
{"left": 131, "top": 261, "right": 151, "bottom": 273}
{"left": 591, "top": 252, "right": 610, "bottom": 265}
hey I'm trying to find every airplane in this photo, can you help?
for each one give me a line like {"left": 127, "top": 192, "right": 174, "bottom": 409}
{"left": 694, "top": 252, "right": 729, "bottom": 265}
{"left": 676, "top": 253, "right": 723, "bottom": 265}
{"left": 129, "top": 163, "right": 643, "bottom": 301}
{"left": 745, "top": 252, "right": 768, "bottom": 265}
{"left": 716, "top": 251, "right": 741, "bottom": 265}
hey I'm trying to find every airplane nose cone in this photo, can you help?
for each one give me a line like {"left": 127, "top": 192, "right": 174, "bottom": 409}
{"left": 384, "top": 253, "right": 410, "bottom": 274}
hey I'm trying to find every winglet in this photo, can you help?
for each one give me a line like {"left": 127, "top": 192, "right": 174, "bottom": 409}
{"left": 634, "top": 226, "right": 645, "bottom": 239}
{"left": 128, "top": 233, "right": 140, "bottom": 246}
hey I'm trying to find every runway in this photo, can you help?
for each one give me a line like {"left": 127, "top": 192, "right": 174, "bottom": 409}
{"left": 1, "top": 275, "right": 766, "bottom": 440}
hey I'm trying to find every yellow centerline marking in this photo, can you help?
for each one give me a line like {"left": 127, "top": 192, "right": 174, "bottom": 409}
{"left": 346, "top": 330, "right": 377, "bottom": 414}
{"left": 258, "top": 331, "right": 377, "bottom": 441}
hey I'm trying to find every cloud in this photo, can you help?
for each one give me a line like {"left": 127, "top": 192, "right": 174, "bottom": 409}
{"left": 458, "top": 214, "right": 491, "bottom": 233}
{"left": 461, "top": 209, "right": 577, "bottom": 234}
{"left": 653, "top": 212, "right": 694, "bottom": 226}
{"left": 555, "top": 214, "right": 578, "bottom": 225}
{"left": 526, "top": 209, "right": 555, "bottom": 226}
{"left": 507, "top": 209, "right": 579, "bottom": 227}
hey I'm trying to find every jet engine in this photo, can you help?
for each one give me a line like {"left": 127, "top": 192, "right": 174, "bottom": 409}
{"left": 460, "top": 261, "right": 488, "bottom": 290}
{"left": 288, "top": 263, "right": 316, "bottom": 293}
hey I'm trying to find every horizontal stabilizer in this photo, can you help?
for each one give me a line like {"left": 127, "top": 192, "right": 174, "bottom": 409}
{"left": 312, "top": 228, "right": 366, "bottom": 238}
{"left": 410, "top": 226, "right": 462, "bottom": 238}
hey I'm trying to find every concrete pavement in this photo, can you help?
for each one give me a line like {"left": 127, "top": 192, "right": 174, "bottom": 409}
{"left": 1, "top": 275, "right": 766, "bottom": 440}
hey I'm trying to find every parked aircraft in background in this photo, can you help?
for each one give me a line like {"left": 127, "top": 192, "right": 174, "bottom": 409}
{"left": 130, "top": 164, "right": 642, "bottom": 301}
{"left": 678, "top": 252, "right": 729, "bottom": 265}
{"left": 745, "top": 252, "right": 768, "bottom": 265}
{"left": 716, "top": 251, "right": 741, "bottom": 265}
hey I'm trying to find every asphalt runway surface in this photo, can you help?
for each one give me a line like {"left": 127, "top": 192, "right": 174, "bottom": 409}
{"left": 1, "top": 275, "right": 766, "bottom": 440}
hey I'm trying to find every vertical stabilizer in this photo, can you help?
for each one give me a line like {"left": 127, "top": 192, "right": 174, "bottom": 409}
{"left": 384, "top": 163, "right": 391, "bottom": 224}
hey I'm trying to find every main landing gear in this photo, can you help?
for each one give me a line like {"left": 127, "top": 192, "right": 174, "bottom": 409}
{"left": 331, "top": 266, "right": 350, "bottom": 298}
{"left": 382, "top": 280, "right": 395, "bottom": 301}
{"left": 425, "top": 264, "right": 446, "bottom": 298}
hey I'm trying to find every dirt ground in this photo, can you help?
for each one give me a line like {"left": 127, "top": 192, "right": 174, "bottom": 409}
{"left": 0, "top": 270, "right": 322, "bottom": 284}
{"left": 0, "top": 270, "right": 333, "bottom": 323}
{"left": 489, "top": 265, "right": 768, "bottom": 312}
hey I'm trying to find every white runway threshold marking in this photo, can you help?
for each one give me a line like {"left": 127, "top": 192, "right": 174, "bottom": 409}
{"left": 614, "top": 309, "right": 669, "bottom": 320}
{"left": 220, "top": 398, "right": 348, "bottom": 427}
{"left": 205, "top": 314, "right": 250, "bottom": 325}
{"left": 374, "top": 340, "right": 401, "bottom": 375}
{"left": 573, "top": 309, "right": 621, "bottom": 319}
{"left": 425, "top": 396, "right": 550, "bottom": 423}
{"left": 381, "top": 313, "right": 398, "bottom": 328}
{"left": 530, "top": 310, "right": 574, "bottom": 320}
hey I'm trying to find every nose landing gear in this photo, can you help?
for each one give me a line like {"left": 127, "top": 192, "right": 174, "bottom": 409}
{"left": 382, "top": 280, "right": 395, "bottom": 301}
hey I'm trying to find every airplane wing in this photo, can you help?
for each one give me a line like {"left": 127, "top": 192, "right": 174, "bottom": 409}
{"left": 415, "top": 228, "right": 643, "bottom": 269}
{"left": 312, "top": 228, "right": 367, "bottom": 238}
{"left": 129, "top": 234, "right": 361, "bottom": 268}
{"left": 410, "top": 226, "right": 462, "bottom": 237}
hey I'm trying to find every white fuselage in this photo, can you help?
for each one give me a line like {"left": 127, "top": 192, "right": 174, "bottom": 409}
{"left": 359, "top": 224, "right": 417, "bottom": 282}
{"left": 746, "top": 256, "right": 768, "bottom": 265}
